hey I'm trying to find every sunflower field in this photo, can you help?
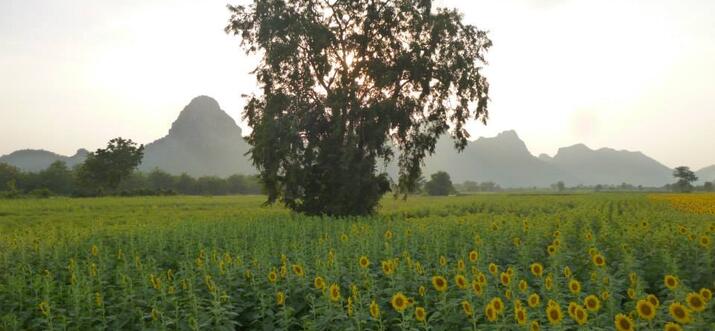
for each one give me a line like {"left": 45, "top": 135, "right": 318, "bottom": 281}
{"left": 0, "top": 193, "right": 714, "bottom": 330}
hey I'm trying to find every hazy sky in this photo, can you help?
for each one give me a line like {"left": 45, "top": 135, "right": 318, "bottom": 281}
{"left": 1, "top": 0, "right": 714, "bottom": 169}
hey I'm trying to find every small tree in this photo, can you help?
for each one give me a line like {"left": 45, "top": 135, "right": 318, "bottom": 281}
{"left": 0, "top": 163, "right": 19, "bottom": 191}
{"left": 148, "top": 168, "right": 175, "bottom": 191}
{"left": 551, "top": 181, "right": 565, "bottom": 192}
{"left": 424, "top": 171, "right": 455, "bottom": 196}
{"left": 704, "top": 181, "right": 714, "bottom": 192}
{"left": 38, "top": 161, "right": 74, "bottom": 195}
{"left": 78, "top": 138, "right": 144, "bottom": 192}
{"left": 672, "top": 166, "right": 698, "bottom": 193}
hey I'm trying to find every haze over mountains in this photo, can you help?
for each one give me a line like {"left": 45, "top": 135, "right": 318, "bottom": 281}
{"left": 1, "top": 96, "right": 712, "bottom": 187}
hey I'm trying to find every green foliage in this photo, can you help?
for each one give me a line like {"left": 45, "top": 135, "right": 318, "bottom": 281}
{"left": 705, "top": 182, "right": 714, "bottom": 192}
{"left": 0, "top": 163, "right": 20, "bottom": 190}
{"left": 227, "top": 0, "right": 491, "bottom": 216}
{"left": 673, "top": 166, "right": 698, "bottom": 193}
{"left": 78, "top": 137, "right": 145, "bottom": 193}
{"left": 424, "top": 171, "right": 454, "bottom": 196}
{"left": 0, "top": 194, "right": 714, "bottom": 329}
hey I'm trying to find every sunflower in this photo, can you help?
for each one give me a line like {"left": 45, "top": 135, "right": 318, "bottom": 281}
{"left": 381, "top": 260, "right": 394, "bottom": 276}
{"left": 614, "top": 313, "right": 634, "bottom": 331}
{"left": 636, "top": 299, "right": 656, "bottom": 320}
{"left": 547, "top": 244, "right": 557, "bottom": 256}
{"left": 340, "top": 234, "right": 348, "bottom": 242}
{"left": 568, "top": 302, "right": 577, "bottom": 319}
{"left": 268, "top": 270, "right": 278, "bottom": 283}
{"left": 584, "top": 295, "right": 600, "bottom": 312}
{"left": 369, "top": 300, "right": 380, "bottom": 319}
{"left": 391, "top": 292, "right": 409, "bottom": 312}
{"left": 455, "top": 274, "right": 468, "bottom": 289}
{"left": 573, "top": 305, "right": 588, "bottom": 325}
{"left": 569, "top": 279, "right": 581, "bottom": 294}
{"left": 485, "top": 303, "right": 498, "bottom": 322}
{"left": 329, "top": 283, "right": 341, "bottom": 302}
{"left": 530, "top": 320, "right": 540, "bottom": 331}
{"left": 528, "top": 293, "right": 541, "bottom": 308}
{"left": 347, "top": 297, "right": 353, "bottom": 316}
{"left": 477, "top": 272, "right": 487, "bottom": 285}
{"left": 664, "top": 275, "right": 679, "bottom": 290}
{"left": 488, "top": 263, "right": 498, "bottom": 275}
{"left": 419, "top": 286, "right": 426, "bottom": 297}
{"left": 627, "top": 288, "right": 636, "bottom": 300}
{"left": 490, "top": 297, "right": 505, "bottom": 314}
{"left": 515, "top": 308, "right": 528, "bottom": 325}
{"left": 664, "top": 322, "right": 683, "bottom": 331}
{"left": 629, "top": 272, "right": 638, "bottom": 285}
{"left": 505, "top": 289, "right": 513, "bottom": 300}
{"left": 601, "top": 290, "right": 610, "bottom": 300}
{"left": 669, "top": 302, "right": 691, "bottom": 324}
{"left": 554, "top": 230, "right": 561, "bottom": 238}
{"left": 291, "top": 264, "right": 305, "bottom": 277}
{"left": 700, "top": 235, "right": 711, "bottom": 248}
{"left": 563, "top": 266, "right": 572, "bottom": 278}
{"left": 646, "top": 294, "right": 660, "bottom": 308}
{"left": 700, "top": 288, "right": 712, "bottom": 302}
{"left": 546, "top": 303, "right": 563, "bottom": 325}
{"left": 457, "top": 259, "right": 465, "bottom": 271}
{"left": 519, "top": 280, "right": 528, "bottom": 292}
{"left": 432, "top": 275, "right": 448, "bottom": 292}
{"left": 500, "top": 272, "right": 511, "bottom": 286}
{"left": 472, "top": 279, "right": 484, "bottom": 297}
{"left": 686, "top": 292, "right": 706, "bottom": 312}
{"left": 439, "top": 256, "right": 447, "bottom": 267}
{"left": 276, "top": 291, "right": 285, "bottom": 306}
{"left": 314, "top": 276, "right": 325, "bottom": 290}
{"left": 545, "top": 274, "right": 553, "bottom": 290}
{"left": 530, "top": 263, "right": 543, "bottom": 277}
{"left": 592, "top": 253, "right": 606, "bottom": 267}
{"left": 415, "top": 306, "right": 426, "bottom": 322}
{"left": 384, "top": 230, "right": 393, "bottom": 240}
{"left": 461, "top": 300, "right": 473, "bottom": 317}
{"left": 358, "top": 256, "right": 370, "bottom": 269}
{"left": 468, "top": 250, "right": 479, "bottom": 263}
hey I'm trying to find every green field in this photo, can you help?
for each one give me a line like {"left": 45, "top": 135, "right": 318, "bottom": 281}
{"left": 1, "top": 194, "right": 714, "bottom": 330}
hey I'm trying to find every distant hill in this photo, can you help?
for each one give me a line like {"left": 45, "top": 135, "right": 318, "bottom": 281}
{"left": 542, "top": 144, "right": 673, "bottom": 186}
{"left": 421, "top": 131, "right": 574, "bottom": 187}
{"left": 696, "top": 165, "right": 715, "bottom": 183}
{"left": 2, "top": 96, "right": 710, "bottom": 187}
{"left": 0, "top": 148, "right": 88, "bottom": 172}
{"left": 139, "top": 96, "right": 255, "bottom": 177}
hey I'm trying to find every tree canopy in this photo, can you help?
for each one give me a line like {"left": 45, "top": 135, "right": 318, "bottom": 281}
{"left": 78, "top": 137, "right": 145, "bottom": 192}
{"left": 424, "top": 171, "right": 455, "bottom": 196}
{"left": 227, "top": 0, "right": 491, "bottom": 216}
{"left": 672, "top": 166, "right": 698, "bottom": 193}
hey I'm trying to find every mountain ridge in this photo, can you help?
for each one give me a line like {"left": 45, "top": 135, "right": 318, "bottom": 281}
{"left": 1, "top": 96, "right": 711, "bottom": 187}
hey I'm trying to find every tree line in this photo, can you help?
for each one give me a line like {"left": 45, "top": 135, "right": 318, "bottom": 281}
{"left": 0, "top": 138, "right": 261, "bottom": 198}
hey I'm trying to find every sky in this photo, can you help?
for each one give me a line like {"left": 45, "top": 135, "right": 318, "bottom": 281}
{"left": 1, "top": 0, "right": 714, "bottom": 169}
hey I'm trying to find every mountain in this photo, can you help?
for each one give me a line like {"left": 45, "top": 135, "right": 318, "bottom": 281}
{"left": 1, "top": 95, "right": 706, "bottom": 187}
{"left": 697, "top": 165, "right": 715, "bottom": 183}
{"left": 540, "top": 144, "right": 673, "bottom": 186}
{"left": 0, "top": 148, "right": 88, "bottom": 172}
{"left": 421, "top": 131, "right": 575, "bottom": 187}
{"left": 138, "top": 96, "right": 255, "bottom": 177}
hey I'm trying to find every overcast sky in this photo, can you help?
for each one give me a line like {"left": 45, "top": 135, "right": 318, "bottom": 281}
{"left": 1, "top": 0, "right": 713, "bottom": 169}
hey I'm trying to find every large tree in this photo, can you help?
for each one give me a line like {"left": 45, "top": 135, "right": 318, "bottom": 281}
{"left": 672, "top": 166, "right": 698, "bottom": 193}
{"left": 78, "top": 138, "right": 144, "bottom": 192}
{"left": 227, "top": 0, "right": 491, "bottom": 216}
{"left": 424, "top": 171, "right": 455, "bottom": 196}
